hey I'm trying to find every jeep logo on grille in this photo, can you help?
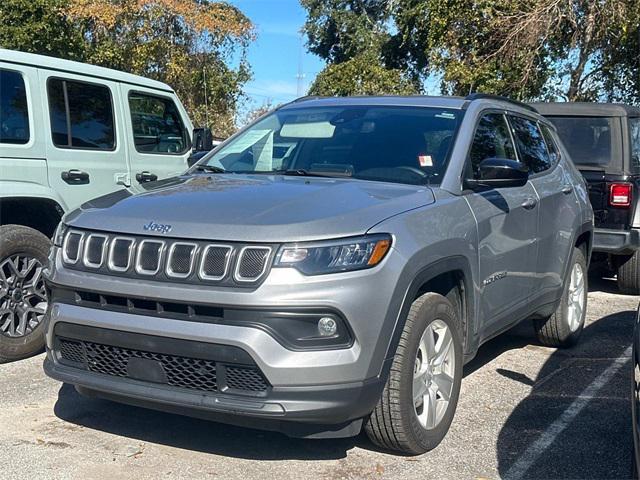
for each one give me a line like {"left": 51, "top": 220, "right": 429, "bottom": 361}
{"left": 143, "top": 221, "right": 172, "bottom": 234}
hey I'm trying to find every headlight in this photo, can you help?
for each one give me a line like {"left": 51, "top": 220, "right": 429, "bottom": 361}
{"left": 53, "top": 222, "right": 68, "bottom": 247}
{"left": 274, "top": 234, "right": 392, "bottom": 275}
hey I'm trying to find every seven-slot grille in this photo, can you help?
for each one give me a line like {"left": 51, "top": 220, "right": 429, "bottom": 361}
{"left": 62, "top": 230, "right": 272, "bottom": 284}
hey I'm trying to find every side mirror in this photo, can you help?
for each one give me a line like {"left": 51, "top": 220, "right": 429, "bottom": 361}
{"left": 192, "top": 127, "right": 214, "bottom": 153}
{"left": 465, "top": 158, "right": 529, "bottom": 190}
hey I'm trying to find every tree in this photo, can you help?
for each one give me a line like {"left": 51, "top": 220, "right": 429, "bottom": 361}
{"left": 64, "top": 0, "right": 255, "bottom": 136}
{"left": 0, "top": 0, "right": 85, "bottom": 60}
{"left": 302, "top": 0, "right": 640, "bottom": 102}
{"left": 309, "top": 54, "right": 418, "bottom": 96}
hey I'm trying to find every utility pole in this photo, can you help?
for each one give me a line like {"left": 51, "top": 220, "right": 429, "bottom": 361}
{"left": 296, "top": 34, "right": 306, "bottom": 97}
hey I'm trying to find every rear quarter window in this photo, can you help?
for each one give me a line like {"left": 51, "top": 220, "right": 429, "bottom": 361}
{"left": 547, "top": 116, "right": 614, "bottom": 168}
{"left": 630, "top": 118, "right": 640, "bottom": 172}
{"left": 0, "top": 69, "right": 30, "bottom": 144}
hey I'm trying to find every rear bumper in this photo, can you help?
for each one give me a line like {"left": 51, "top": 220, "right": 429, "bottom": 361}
{"left": 593, "top": 228, "right": 640, "bottom": 254}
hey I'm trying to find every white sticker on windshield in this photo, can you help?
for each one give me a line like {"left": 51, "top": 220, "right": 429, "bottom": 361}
{"left": 418, "top": 155, "right": 433, "bottom": 167}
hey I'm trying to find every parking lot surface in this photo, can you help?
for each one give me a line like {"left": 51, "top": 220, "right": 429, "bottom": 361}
{"left": 1, "top": 276, "right": 637, "bottom": 480}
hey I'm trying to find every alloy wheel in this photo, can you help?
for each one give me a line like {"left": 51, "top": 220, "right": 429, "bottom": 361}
{"left": 567, "top": 262, "right": 586, "bottom": 332}
{"left": 0, "top": 254, "right": 48, "bottom": 338}
{"left": 413, "top": 319, "right": 456, "bottom": 430}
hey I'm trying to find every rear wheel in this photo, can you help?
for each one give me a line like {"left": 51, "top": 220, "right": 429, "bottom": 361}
{"left": 534, "top": 247, "right": 587, "bottom": 347}
{"left": 365, "top": 293, "right": 463, "bottom": 455}
{"left": 0, "top": 225, "right": 50, "bottom": 363}
{"left": 618, "top": 251, "right": 640, "bottom": 295}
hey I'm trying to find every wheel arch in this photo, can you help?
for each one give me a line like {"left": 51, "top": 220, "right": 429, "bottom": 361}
{"left": 375, "top": 255, "right": 476, "bottom": 381}
{"left": 0, "top": 192, "right": 66, "bottom": 239}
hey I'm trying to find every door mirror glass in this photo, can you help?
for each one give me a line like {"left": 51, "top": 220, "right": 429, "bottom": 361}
{"left": 466, "top": 158, "right": 529, "bottom": 189}
{"left": 192, "top": 127, "right": 214, "bottom": 152}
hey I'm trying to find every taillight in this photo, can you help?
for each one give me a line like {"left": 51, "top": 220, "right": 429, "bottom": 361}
{"left": 609, "top": 182, "right": 632, "bottom": 207}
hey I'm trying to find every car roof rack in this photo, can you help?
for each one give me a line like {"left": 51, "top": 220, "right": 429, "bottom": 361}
{"left": 291, "top": 95, "right": 328, "bottom": 103}
{"left": 465, "top": 93, "right": 538, "bottom": 113}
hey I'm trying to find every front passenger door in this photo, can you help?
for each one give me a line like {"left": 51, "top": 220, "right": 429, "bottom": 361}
{"left": 463, "top": 113, "right": 539, "bottom": 335}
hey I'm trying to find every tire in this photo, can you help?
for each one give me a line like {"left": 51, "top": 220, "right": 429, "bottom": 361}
{"left": 365, "top": 293, "right": 463, "bottom": 455}
{"left": 534, "top": 247, "right": 587, "bottom": 348}
{"left": 0, "top": 224, "right": 51, "bottom": 363}
{"left": 618, "top": 251, "right": 640, "bottom": 295}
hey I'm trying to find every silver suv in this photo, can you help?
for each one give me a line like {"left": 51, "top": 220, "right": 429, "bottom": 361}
{"left": 43, "top": 94, "right": 593, "bottom": 455}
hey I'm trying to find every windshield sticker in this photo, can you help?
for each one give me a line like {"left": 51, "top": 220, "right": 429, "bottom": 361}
{"left": 435, "top": 112, "right": 456, "bottom": 119}
{"left": 418, "top": 155, "right": 433, "bottom": 167}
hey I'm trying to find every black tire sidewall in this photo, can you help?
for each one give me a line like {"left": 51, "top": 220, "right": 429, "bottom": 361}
{"left": 557, "top": 247, "right": 588, "bottom": 346}
{"left": 0, "top": 224, "right": 51, "bottom": 361}
{"left": 400, "top": 294, "right": 464, "bottom": 452}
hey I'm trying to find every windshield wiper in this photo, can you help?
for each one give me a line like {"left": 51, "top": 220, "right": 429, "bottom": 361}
{"left": 278, "top": 169, "right": 335, "bottom": 178}
{"left": 194, "top": 164, "right": 226, "bottom": 174}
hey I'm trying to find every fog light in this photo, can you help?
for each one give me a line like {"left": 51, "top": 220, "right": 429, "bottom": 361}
{"left": 318, "top": 317, "right": 337, "bottom": 336}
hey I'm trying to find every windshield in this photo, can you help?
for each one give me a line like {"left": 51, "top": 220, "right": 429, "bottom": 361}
{"left": 198, "top": 106, "right": 462, "bottom": 185}
{"left": 630, "top": 118, "right": 640, "bottom": 172}
{"left": 547, "top": 116, "right": 615, "bottom": 168}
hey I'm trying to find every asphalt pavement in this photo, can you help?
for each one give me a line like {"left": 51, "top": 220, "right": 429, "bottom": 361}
{"left": 0, "top": 275, "right": 637, "bottom": 480}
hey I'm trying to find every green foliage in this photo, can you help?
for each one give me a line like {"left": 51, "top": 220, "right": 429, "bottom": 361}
{"left": 0, "top": 0, "right": 85, "bottom": 60}
{"left": 309, "top": 54, "right": 418, "bottom": 96}
{"left": 302, "top": 0, "right": 640, "bottom": 103}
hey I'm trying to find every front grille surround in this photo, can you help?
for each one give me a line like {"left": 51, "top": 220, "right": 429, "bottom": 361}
{"left": 82, "top": 234, "right": 108, "bottom": 268}
{"left": 61, "top": 229, "right": 275, "bottom": 286}
{"left": 234, "top": 246, "right": 272, "bottom": 282}
{"left": 166, "top": 242, "right": 198, "bottom": 279}
{"left": 135, "top": 239, "right": 166, "bottom": 276}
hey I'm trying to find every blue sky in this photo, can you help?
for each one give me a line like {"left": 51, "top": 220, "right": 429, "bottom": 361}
{"left": 230, "top": 0, "right": 325, "bottom": 106}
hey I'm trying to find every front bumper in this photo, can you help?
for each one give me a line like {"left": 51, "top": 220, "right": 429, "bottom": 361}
{"left": 44, "top": 320, "right": 387, "bottom": 438}
{"left": 593, "top": 228, "right": 640, "bottom": 254}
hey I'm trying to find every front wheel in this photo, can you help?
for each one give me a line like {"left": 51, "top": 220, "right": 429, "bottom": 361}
{"left": 365, "top": 293, "right": 463, "bottom": 455}
{"left": 534, "top": 247, "right": 587, "bottom": 348}
{"left": 0, "top": 225, "right": 51, "bottom": 363}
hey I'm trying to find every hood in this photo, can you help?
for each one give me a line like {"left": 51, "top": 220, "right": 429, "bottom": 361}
{"left": 66, "top": 174, "right": 435, "bottom": 242}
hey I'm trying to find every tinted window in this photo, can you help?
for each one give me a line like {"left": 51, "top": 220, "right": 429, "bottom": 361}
{"left": 540, "top": 124, "right": 560, "bottom": 165}
{"left": 47, "top": 79, "right": 115, "bottom": 150}
{"left": 201, "top": 106, "right": 462, "bottom": 185}
{"left": 547, "top": 116, "right": 613, "bottom": 167}
{"left": 509, "top": 116, "right": 551, "bottom": 174}
{"left": 0, "top": 69, "right": 29, "bottom": 144}
{"left": 469, "top": 113, "right": 517, "bottom": 178}
{"left": 129, "top": 93, "right": 188, "bottom": 154}
{"left": 630, "top": 118, "right": 640, "bottom": 172}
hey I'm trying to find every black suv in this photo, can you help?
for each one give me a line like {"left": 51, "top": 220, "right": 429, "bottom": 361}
{"left": 534, "top": 103, "right": 640, "bottom": 294}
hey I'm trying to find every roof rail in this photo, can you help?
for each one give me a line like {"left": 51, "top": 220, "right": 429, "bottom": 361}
{"left": 291, "top": 95, "right": 328, "bottom": 103}
{"left": 465, "top": 93, "right": 538, "bottom": 113}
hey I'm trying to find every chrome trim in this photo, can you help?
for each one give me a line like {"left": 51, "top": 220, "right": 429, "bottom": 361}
{"left": 135, "top": 240, "right": 166, "bottom": 276}
{"left": 82, "top": 234, "right": 108, "bottom": 269}
{"left": 165, "top": 242, "right": 198, "bottom": 279}
{"left": 107, "top": 237, "right": 135, "bottom": 272}
{"left": 198, "top": 244, "right": 232, "bottom": 281}
{"left": 234, "top": 246, "right": 272, "bottom": 282}
{"left": 62, "top": 230, "right": 84, "bottom": 265}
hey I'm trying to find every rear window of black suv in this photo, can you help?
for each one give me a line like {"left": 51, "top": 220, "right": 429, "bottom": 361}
{"left": 548, "top": 116, "right": 616, "bottom": 168}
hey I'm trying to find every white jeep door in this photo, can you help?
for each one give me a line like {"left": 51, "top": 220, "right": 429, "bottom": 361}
{"left": 39, "top": 71, "right": 130, "bottom": 211}
{"left": 119, "top": 84, "right": 192, "bottom": 192}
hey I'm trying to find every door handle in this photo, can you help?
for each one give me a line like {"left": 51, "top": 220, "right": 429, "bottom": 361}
{"left": 61, "top": 169, "right": 90, "bottom": 185}
{"left": 135, "top": 171, "right": 158, "bottom": 183}
{"left": 521, "top": 198, "right": 538, "bottom": 210}
{"left": 562, "top": 185, "right": 573, "bottom": 195}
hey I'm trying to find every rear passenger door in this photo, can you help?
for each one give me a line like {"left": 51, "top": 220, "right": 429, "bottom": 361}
{"left": 509, "top": 115, "right": 576, "bottom": 301}
{"left": 40, "top": 72, "right": 129, "bottom": 211}
{"left": 119, "top": 85, "right": 192, "bottom": 191}
{"left": 463, "top": 112, "right": 539, "bottom": 333}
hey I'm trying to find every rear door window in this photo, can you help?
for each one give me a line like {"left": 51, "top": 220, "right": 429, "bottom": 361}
{"left": 508, "top": 115, "right": 551, "bottom": 174}
{"left": 547, "top": 116, "right": 614, "bottom": 168}
{"left": 47, "top": 78, "right": 115, "bottom": 150}
{"left": 0, "top": 69, "right": 30, "bottom": 144}
{"left": 128, "top": 93, "right": 189, "bottom": 154}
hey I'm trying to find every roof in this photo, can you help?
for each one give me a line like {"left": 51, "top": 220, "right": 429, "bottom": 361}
{"left": 531, "top": 102, "right": 640, "bottom": 117}
{"left": 0, "top": 48, "right": 174, "bottom": 93}
{"left": 281, "top": 95, "right": 469, "bottom": 110}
